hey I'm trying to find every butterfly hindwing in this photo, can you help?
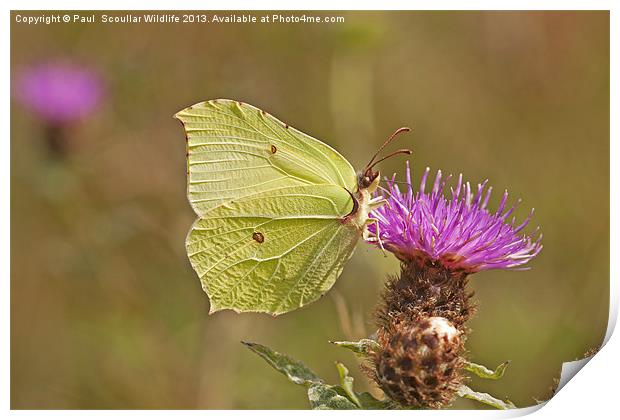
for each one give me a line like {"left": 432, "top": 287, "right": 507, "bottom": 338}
{"left": 186, "top": 184, "right": 359, "bottom": 314}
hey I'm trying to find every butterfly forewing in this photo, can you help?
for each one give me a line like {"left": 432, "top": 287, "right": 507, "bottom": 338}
{"left": 175, "top": 99, "right": 357, "bottom": 216}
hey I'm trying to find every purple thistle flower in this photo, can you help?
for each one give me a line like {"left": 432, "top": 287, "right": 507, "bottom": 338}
{"left": 14, "top": 61, "right": 104, "bottom": 124}
{"left": 369, "top": 162, "right": 542, "bottom": 273}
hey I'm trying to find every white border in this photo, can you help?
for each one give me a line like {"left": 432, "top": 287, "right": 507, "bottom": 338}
{"left": 3, "top": 2, "right": 616, "bottom": 419}
{"left": 1, "top": 0, "right": 618, "bottom": 10}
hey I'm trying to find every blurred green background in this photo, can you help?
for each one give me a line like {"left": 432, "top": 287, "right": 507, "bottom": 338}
{"left": 10, "top": 11, "right": 609, "bottom": 409}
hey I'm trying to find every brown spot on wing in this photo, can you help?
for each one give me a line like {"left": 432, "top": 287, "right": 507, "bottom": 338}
{"left": 252, "top": 232, "right": 265, "bottom": 243}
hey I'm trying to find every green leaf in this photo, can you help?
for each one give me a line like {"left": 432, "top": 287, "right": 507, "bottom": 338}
{"left": 464, "top": 361, "right": 510, "bottom": 380}
{"left": 242, "top": 341, "right": 322, "bottom": 386}
{"left": 335, "top": 362, "right": 361, "bottom": 407}
{"left": 457, "top": 385, "right": 516, "bottom": 410}
{"left": 334, "top": 362, "right": 397, "bottom": 409}
{"left": 243, "top": 341, "right": 396, "bottom": 409}
{"left": 331, "top": 338, "right": 380, "bottom": 355}
{"left": 308, "top": 384, "right": 359, "bottom": 409}
{"left": 357, "top": 392, "right": 398, "bottom": 409}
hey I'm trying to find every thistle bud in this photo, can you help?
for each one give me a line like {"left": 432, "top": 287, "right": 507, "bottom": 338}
{"left": 374, "top": 316, "right": 463, "bottom": 408}
{"left": 370, "top": 260, "right": 472, "bottom": 408}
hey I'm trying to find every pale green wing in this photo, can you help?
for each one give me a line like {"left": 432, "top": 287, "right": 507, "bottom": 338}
{"left": 186, "top": 184, "right": 359, "bottom": 315}
{"left": 175, "top": 99, "right": 357, "bottom": 216}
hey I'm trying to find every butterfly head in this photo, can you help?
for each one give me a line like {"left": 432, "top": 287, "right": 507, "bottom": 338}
{"left": 360, "top": 127, "right": 412, "bottom": 193}
{"left": 358, "top": 168, "right": 381, "bottom": 193}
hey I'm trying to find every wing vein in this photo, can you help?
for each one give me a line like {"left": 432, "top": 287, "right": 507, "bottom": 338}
{"left": 276, "top": 224, "right": 345, "bottom": 312}
{"left": 192, "top": 104, "right": 337, "bottom": 184}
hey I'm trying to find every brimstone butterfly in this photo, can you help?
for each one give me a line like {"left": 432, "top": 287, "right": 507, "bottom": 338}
{"left": 175, "top": 99, "right": 410, "bottom": 315}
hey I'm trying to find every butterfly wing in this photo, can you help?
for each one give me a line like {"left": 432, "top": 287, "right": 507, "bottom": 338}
{"left": 186, "top": 184, "right": 359, "bottom": 315}
{"left": 175, "top": 99, "right": 357, "bottom": 216}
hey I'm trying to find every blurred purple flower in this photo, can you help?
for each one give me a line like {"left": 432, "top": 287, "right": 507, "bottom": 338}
{"left": 369, "top": 162, "right": 542, "bottom": 273}
{"left": 14, "top": 61, "right": 103, "bottom": 124}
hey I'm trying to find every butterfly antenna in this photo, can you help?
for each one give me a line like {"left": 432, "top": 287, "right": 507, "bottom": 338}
{"left": 365, "top": 127, "right": 411, "bottom": 170}
{"left": 368, "top": 149, "right": 412, "bottom": 170}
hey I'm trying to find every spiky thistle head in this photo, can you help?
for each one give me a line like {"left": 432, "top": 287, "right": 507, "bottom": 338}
{"left": 368, "top": 162, "right": 542, "bottom": 273}
{"left": 363, "top": 162, "right": 542, "bottom": 409}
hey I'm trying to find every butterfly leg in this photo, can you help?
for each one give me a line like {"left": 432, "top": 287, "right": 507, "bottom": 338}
{"left": 368, "top": 196, "right": 388, "bottom": 211}
{"left": 363, "top": 218, "right": 387, "bottom": 256}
